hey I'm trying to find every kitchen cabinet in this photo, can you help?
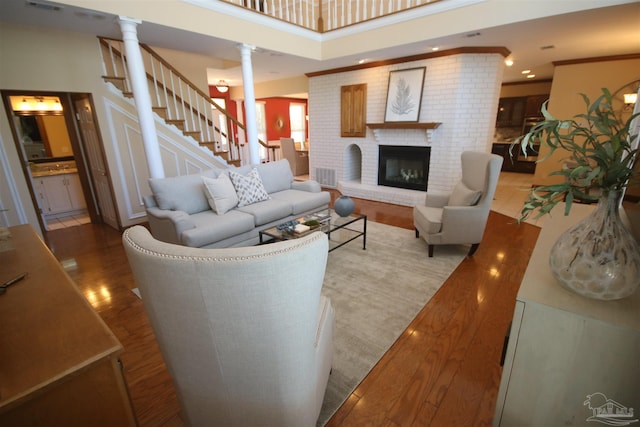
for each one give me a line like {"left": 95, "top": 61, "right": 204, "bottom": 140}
{"left": 496, "top": 94, "right": 549, "bottom": 128}
{"left": 496, "top": 97, "right": 526, "bottom": 127}
{"left": 0, "top": 224, "right": 137, "bottom": 426}
{"left": 493, "top": 204, "right": 640, "bottom": 426}
{"left": 491, "top": 143, "right": 537, "bottom": 174}
{"left": 35, "top": 173, "right": 86, "bottom": 215}
{"left": 341, "top": 83, "right": 367, "bottom": 137}
{"left": 524, "top": 94, "right": 548, "bottom": 118}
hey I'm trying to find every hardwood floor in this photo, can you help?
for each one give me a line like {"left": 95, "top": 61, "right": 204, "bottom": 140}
{"left": 44, "top": 191, "right": 540, "bottom": 426}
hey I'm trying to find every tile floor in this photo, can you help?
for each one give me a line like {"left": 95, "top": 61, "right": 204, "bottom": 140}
{"left": 45, "top": 212, "right": 91, "bottom": 231}
{"left": 491, "top": 171, "right": 544, "bottom": 227}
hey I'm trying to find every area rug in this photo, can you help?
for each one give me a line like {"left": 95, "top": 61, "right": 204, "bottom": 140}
{"left": 131, "top": 221, "right": 467, "bottom": 425}
{"left": 317, "top": 221, "right": 467, "bottom": 425}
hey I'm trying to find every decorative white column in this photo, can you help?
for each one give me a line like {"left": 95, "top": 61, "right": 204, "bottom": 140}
{"left": 240, "top": 43, "right": 260, "bottom": 165}
{"left": 118, "top": 16, "right": 164, "bottom": 179}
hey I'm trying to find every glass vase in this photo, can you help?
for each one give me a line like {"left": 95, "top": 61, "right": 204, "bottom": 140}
{"left": 549, "top": 191, "right": 640, "bottom": 300}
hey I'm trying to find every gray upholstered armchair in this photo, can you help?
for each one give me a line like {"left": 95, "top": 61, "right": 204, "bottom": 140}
{"left": 123, "top": 226, "right": 334, "bottom": 427}
{"left": 413, "top": 151, "right": 503, "bottom": 257}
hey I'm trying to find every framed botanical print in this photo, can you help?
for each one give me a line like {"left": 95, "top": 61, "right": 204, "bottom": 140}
{"left": 384, "top": 67, "right": 426, "bottom": 122}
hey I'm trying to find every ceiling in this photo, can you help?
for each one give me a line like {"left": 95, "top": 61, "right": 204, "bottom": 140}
{"left": 1, "top": 0, "right": 639, "bottom": 90}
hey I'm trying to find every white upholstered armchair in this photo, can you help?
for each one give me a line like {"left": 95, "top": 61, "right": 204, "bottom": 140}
{"left": 280, "top": 137, "right": 309, "bottom": 176}
{"left": 413, "top": 151, "right": 503, "bottom": 257}
{"left": 123, "top": 226, "right": 334, "bottom": 427}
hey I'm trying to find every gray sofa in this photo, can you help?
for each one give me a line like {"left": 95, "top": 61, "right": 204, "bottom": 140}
{"left": 143, "top": 159, "right": 331, "bottom": 248}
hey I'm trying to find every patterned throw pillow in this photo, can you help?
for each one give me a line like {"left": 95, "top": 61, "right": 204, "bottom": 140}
{"left": 228, "top": 168, "right": 271, "bottom": 207}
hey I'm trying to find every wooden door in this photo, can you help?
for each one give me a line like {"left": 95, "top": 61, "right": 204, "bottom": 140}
{"left": 73, "top": 96, "right": 120, "bottom": 230}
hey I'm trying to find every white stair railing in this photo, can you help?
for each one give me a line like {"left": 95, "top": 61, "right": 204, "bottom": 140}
{"left": 98, "top": 36, "right": 256, "bottom": 166}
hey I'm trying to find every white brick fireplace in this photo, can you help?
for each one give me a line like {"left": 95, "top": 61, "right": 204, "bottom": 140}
{"left": 308, "top": 50, "right": 505, "bottom": 206}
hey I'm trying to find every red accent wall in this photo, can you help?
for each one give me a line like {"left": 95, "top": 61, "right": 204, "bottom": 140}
{"left": 255, "top": 97, "right": 308, "bottom": 141}
{"left": 209, "top": 86, "right": 238, "bottom": 141}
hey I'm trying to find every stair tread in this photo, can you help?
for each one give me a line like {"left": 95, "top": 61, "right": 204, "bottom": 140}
{"left": 99, "top": 38, "right": 243, "bottom": 168}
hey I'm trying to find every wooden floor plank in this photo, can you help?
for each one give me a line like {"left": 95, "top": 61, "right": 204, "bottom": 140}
{"left": 44, "top": 190, "right": 540, "bottom": 426}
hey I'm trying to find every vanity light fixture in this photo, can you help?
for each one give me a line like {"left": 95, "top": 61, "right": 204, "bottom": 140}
{"left": 215, "top": 80, "right": 229, "bottom": 93}
{"left": 9, "top": 95, "right": 63, "bottom": 114}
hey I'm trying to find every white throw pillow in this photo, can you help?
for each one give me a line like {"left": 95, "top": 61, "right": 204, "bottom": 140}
{"left": 228, "top": 168, "right": 271, "bottom": 207}
{"left": 449, "top": 181, "right": 482, "bottom": 206}
{"left": 202, "top": 174, "right": 239, "bottom": 215}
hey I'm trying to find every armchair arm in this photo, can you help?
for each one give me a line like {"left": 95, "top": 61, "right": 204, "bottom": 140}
{"left": 291, "top": 180, "right": 322, "bottom": 193}
{"left": 425, "top": 193, "right": 450, "bottom": 208}
{"left": 145, "top": 206, "right": 195, "bottom": 245}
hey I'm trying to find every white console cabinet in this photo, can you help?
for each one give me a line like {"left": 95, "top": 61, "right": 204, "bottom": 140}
{"left": 35, "top": 173, "right": 86, "bottom": 215}
{"left": 493, "top": 204, "right": 640, "bottom": 426}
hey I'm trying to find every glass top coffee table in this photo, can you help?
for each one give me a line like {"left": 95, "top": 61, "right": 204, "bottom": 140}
{"left": 259, "top": 208, "right": 367, "bottom": 252}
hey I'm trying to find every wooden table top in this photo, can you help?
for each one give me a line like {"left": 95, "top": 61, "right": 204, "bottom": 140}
{"left": 0, "top": 224, "right": 122, "bottom": 410}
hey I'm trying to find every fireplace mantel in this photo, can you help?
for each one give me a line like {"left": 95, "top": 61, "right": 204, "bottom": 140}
{"left": 366, "top": 122, "right": 441, "bottom": 141}
{"left": 366, "top": 122, "right": 441, "bottom": 129}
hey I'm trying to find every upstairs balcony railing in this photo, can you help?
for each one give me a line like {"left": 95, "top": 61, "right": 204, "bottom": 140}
{"left": 222, "top": 0, "right": 445, "bottom": 32}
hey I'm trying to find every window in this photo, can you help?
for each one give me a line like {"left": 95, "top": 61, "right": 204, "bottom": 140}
{"left": 289, "top": 103, "right": 306, "bottom": 143}
{"left": 211, "top": 98, "right": 228, "bottom": 151}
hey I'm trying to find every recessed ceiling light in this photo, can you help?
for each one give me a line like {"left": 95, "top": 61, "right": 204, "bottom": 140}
{"left": 431, "top": 46, "right": 439, "bottom": 52}
{"left": 527, "top": 74, "right": 536, "bottom": 79}
{"left": 521, "top": 70, "right": 531, "bottom": 74}
{"left": 505, "top": 59, "right": 514, "bottom": 67}
{"left": 358, "top": 59, "right": 366, "bottom": 64}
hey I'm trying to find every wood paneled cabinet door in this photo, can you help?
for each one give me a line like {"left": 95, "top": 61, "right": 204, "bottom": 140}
{"left": 341, "top": 84, "right": 367, "bottom": 137}
{"left": 524, "top": 94, "right": 549, "bottom": 118}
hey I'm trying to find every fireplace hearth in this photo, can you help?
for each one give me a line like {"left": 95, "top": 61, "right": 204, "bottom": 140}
{"left": 378, "top": 145, "right": 430, "bottom": 191}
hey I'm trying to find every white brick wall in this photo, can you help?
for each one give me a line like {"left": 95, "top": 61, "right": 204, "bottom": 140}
{"left": 309, "top": 52, "right": 504, "bottom": 206}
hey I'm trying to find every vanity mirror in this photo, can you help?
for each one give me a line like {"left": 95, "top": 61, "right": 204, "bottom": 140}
{"left": 8, "top": 95, "right": 74, "bottom": 161}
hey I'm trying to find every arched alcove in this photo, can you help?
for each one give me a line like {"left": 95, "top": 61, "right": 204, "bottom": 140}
{"left": 343, "top": 144, "right": 362, "bottom": 182}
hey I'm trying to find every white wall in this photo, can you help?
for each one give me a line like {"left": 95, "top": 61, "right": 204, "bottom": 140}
{"left": 308, "top": 52, "right": 504, "bottom": 206}
{"left": 0, "top": 22, "right": 226, "bottom": 232}
{"left": 534, "top": 57, "right": 640, "bottom": 187}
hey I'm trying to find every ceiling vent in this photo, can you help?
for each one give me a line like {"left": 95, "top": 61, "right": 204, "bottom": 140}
{"left": 540, "top": 45, "right": 555, "bottom": 50}
{"left": 26, "top": 1, "right": 63, "bottom": 12}
{"left": 464, "top": 32, "right": 481, "bottom": 38}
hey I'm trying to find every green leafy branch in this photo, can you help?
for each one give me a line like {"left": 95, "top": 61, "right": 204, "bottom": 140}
{"left": 510, "top": 88, "right": 640, "bottom": 222}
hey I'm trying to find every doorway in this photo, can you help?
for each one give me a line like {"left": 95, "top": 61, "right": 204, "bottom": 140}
{"left": 1, "top": 90, "right": 120, "bottom": 234}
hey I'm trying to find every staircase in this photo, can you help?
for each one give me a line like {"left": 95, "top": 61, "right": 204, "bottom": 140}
{"left": 98, "top": 37, "right": 264, "bottom": 167}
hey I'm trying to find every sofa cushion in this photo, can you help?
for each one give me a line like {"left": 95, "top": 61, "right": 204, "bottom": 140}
{"left": 270, "top": 189, "right": 331, "bottom": 215}
{"left": 236, "top": 198, "right": 293, "bottom": 226}
{"left": 149, "top": 169, "right": 220, "bottom": 214}
{"left": 449, "top": 181, "right": 482, "bottom": 206}
{"left": 255, "top": 160, "right": 294, "bottom": 194}
{"left": 202, "top": 174, "right": 238, "bottom": 215}
{"left": 413, "top": 205, "right": 443, "bottom": 234}
{"left": 229, "top": 168, "right": 271, "bottom": 207}
{"left": 181, "top": 210, "right": 255, "bottom": 247}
